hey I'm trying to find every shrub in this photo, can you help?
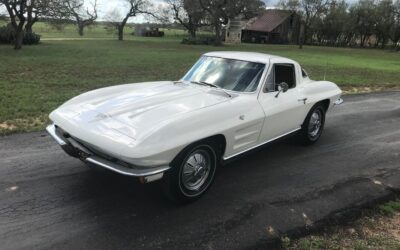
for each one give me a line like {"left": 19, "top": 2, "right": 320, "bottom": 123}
{"left": 379, "top": 200, "right": 400, "bottom": 216}
{"left": 23, "top": 32, "right": 41, "bottom": 45}
{"left": 0, "top": 25, "right": 13, "bottom": 44}
{"left": 0, "top": 24, "right": 41, "bottom": 45}
{"left": 181, "top": 36, "right": 217, "bottom": 45}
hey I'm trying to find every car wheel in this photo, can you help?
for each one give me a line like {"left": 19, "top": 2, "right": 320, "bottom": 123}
{"left": 298, "top": 103, "right": 326, "bottom": 145}
{"left": 162, "top": 141, "right": 218, "bottom": 203}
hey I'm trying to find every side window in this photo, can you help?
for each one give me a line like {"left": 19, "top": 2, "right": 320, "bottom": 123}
{"left": 264, "top": 64, "right": 296, "bottom": 92}
{"left": 274, "top": 64, "right": 296, "bottom": 90}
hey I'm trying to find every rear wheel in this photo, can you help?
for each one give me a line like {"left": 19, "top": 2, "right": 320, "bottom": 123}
{"left": 298, "top": 103, "right": 326, "bottom": 145}
{"left": 162, "top": 141, "right": 218, "bottom": 203}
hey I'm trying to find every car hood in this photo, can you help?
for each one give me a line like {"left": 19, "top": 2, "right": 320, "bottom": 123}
{"left": 50, "top": 81, "right": 231, "bottom": 140}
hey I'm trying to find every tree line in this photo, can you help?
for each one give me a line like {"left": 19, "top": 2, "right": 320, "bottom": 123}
{"left": 0, "top": 0, "right": 265, "bottom": 49}
{"left": 279, "top": 0, "right": 400, "bottom": 49}
{"left": 167, "top": 0, "right": 400, "bottom": 49}
{"left": 1, "top": 0, "right": 399, "bottom": 50}
{"left": 0, "top": 0, "right": 154, "bottom": 49}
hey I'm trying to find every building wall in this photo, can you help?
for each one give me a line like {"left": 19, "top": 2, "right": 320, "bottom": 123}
{"left": 272, "top": 14, "right": 300, "bottom": 44}
{"left": 225, "top": 17, "right": 246, "bottom": 44}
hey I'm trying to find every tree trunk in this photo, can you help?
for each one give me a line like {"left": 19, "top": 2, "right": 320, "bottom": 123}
{"left": 25, "top": 15, "right": 38, "bottom": 33}
{"left": 189, "top": 29, "right": 196, "bottom": 39}
{"left": 118, "top": 17, "right": 129, "bottom": 41}
{"left": 187, "top": 19, "right": 196, "bottom": 39}
{"left": 78, "top": 23, "right": 84, "bottom": 36}
{"left": 5, "top": 2, "right": 25, "bottom": 49}
{"left": 25, "top": 22, "right": 34, "bottom": 33}
{"left": 374, "top": 36, "right": 380, "bottom": 48}
{"left": 298, "top": 22, "right": 305, "bottom": 49}
{"left": 14, "top": 28, "right": 24, "bottom": 50}
{"left": 360, "top": 34, "right": 367, "bottom": 47}
{"left": 118, "top": 25, "right": 124, "bottom": 41}
{"left": 303, "top": 25, "right": 308, "bottom": 45}
{"left": 381, "top": 37, "right": 387, "bottom": 49}
{"left": 25, "top": 6, "right": 36, "bottom": 33}
{"left": 214, "top": 23, "right": 222, "bottom": 46}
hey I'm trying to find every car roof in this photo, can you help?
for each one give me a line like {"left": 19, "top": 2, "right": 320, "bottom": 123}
{"left": 203, "top": 51, "right": 289, "bottom": 64}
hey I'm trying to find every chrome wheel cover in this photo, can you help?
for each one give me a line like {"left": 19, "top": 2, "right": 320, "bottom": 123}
{"left": 181, "top": 149, "right": 211, "bottom": 191}
{"left": 308, "top": 110, "right": 322, "bottom": 138}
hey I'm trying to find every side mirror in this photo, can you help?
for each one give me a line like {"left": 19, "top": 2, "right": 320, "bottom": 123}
{"left": 280, "top": 82, "right": 289, "bottom": 92}
{"left": 275, "top": 82, "right": 289, "bottom": 98}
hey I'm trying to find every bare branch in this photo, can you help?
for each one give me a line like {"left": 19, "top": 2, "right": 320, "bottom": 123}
{"left": 54, "top": 0, "right": 98, "bottom": 36}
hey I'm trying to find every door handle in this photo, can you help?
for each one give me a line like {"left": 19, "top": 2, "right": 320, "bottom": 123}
{"left": 298, "top": 98, "right": 307, "bottom": 104}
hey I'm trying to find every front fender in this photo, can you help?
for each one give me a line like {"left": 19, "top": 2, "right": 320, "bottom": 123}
{"left": 131, "top": 95, "right": 265, "bottom": 165}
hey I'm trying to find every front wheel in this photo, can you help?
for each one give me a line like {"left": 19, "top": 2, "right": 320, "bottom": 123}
{"left": 297, "top": 103, "right": 326, "bottom": 145}
{"left": 162, "top": 141, "right": 218, "bottom": 203}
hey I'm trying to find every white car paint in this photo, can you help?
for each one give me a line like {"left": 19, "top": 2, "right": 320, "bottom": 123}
{"left": 49, "top": 52, "right": 342, "bottom": 172}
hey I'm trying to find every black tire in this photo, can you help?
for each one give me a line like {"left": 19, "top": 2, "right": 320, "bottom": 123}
{"left": 162, "top": 140, "right": 219, "bottom": 204}
{"left": 297, "top": 103, "right": 326, "bottom": 145}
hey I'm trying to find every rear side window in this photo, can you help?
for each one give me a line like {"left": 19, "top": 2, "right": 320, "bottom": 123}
{"left": 302, "top": 68, "right": 308, "bottom": 78}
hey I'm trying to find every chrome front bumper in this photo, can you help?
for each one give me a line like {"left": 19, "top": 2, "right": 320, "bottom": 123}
{"left": 46, "top": 124, "right": 170, "bottom": 182}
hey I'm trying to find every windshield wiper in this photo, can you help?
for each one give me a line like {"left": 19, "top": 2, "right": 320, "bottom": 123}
{"left": 190, "top": 81, "right": 232, "bottom": 98}
{"left": 195, "top": 81, "right": 218, "bottom": 88}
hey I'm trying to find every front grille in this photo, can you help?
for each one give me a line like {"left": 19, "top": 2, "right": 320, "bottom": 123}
{"left": 71, "top": 136, "right": 135, "bottom": 169}
{"left": 55, "top": 126, "right": 69, "bottom": 139}
{"left": 55, "top": 125, "right": 139, "bottom": 169}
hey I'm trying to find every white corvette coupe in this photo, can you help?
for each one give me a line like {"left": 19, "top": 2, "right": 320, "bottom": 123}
{"left": 47, "top": 52, "right": 343, "bottom": 202}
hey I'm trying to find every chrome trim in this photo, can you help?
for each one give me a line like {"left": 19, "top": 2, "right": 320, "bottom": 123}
{"left": 46, "top": 124, "right": 171, "bottom": 178}
{"left": 86, "top": 156, "right": 170, "bottom": 177}
{"left": 223, "top": 127, "right": 301, "bottom": 160}
{"left": 334, "top": 98, "right": 343, "bottom": 105}
{"left": 46, "top": 124, "right": 67, "bottom": 146}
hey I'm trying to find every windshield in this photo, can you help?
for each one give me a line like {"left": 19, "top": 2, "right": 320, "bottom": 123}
{"left": 182, "top": 56, "right": 266, "bottom": 92}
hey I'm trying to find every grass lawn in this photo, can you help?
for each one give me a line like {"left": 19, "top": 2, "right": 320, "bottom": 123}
{"left": 0, "top": 32, "right": 399, "bottom": 135}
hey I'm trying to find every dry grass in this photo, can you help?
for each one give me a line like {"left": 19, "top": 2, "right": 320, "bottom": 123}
{"left": 282, "top": 200, "right": 400, "bottom": 250}
{"left": 342, "top": 86, "right": 400, "bottom": 95}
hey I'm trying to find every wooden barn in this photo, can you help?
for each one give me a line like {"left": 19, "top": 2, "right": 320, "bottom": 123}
{"left": 225, "top": 9, "right": 300, "bottom": 44}
{"left": 242, "top": 9, "right": 300, "bottom": 44}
